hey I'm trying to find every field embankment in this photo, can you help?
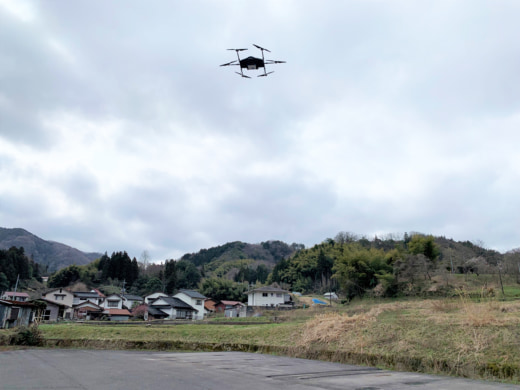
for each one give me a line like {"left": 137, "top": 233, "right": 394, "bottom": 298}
{"left": 2, "top": 297, "right": 519, "bottom": 383}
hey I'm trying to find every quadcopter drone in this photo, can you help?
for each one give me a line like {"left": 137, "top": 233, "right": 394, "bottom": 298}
{"left": 220, "top": 44, "right": 286, "bottom": 78}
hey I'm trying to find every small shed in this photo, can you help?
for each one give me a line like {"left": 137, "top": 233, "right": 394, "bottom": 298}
{"left": 103, "top": 308, "right": 132, "bottom": 321}
{"left": 0, "top": 300, "right": 37, "bottom": 329}
{"left": 214, "top": 300, "right": 246, "bottom": 318}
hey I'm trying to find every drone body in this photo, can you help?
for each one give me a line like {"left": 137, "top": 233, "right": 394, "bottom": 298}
{"left": 220, "top": 44, "right": 286, "bottom": 78}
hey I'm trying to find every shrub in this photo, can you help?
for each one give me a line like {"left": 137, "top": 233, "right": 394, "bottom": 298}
{"left": 10, "top": 325, "right": 44, "bottom": 346}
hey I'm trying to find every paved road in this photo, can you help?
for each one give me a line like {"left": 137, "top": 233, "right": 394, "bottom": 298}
{"left": 0, "top": 349, "right": 518, "bottom": 389}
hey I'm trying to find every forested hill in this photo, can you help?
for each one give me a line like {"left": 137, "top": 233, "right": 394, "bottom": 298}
{"left": 0, "top": 228, "right": 101, "bottom": 273}
{"left": 268, "top": 232, "right": 519, "bottom": 298}
{"left": 180, "top": 240, "right": 303, "bottom": 267}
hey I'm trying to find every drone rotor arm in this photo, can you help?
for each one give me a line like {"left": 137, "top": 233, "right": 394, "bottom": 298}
{"left": 220, "top": 60, "right": 239, "bottom": 67}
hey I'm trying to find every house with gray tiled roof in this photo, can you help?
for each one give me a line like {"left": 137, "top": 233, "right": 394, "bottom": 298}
{"left": 174, "top": 290, "right": 206, "bottom": 320}
{"left": 148, "top": 296, "right": 197, "bottom": 320}
{"left": 122, "top": 294, "right": 143, "bottom": 310}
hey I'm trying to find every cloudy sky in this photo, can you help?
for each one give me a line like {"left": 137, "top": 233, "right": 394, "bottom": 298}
{"left": 1, "top": 1, "right": 520, "bottom": 261}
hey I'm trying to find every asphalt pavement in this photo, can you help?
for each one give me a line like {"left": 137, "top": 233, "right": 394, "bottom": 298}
{"left": 0, "top": 349, "right": 518, "bottom": 390}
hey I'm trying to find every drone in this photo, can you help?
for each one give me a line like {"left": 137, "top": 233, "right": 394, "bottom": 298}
{"left": 220, "top": 44, "right": 286, "bottom": 78}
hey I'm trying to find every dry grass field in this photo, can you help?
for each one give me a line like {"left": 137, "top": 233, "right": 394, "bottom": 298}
{"left": 3, "top": 292, "right": 519, "bottom": 383}
{"left": 290, "top": 297, "right": 520, "bottom": 381}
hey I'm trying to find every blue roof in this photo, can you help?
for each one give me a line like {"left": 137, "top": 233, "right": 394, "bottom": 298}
{"left": 312, "top": 298, "right": 328, "bottom": 305}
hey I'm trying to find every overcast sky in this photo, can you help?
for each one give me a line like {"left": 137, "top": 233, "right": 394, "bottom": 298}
{"left": 1, "top": 1, "right": 520, "bottom": 262}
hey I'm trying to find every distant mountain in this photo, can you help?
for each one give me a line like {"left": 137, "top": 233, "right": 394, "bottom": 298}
{"left": 0, "top": 227, "right": 102, "bottom": 273}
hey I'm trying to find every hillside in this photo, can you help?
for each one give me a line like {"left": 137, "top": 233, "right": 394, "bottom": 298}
{"left": 181, "top": 240, "right": 299, "bottom": 266}
{"left": 180, "top": 240, "right": 302, "bottom": 280}
{"left": 268, "top": 232, "right": 520, "bottom": 298}
{"left": 0, "top": 228, "right": 101, "bottom": 273}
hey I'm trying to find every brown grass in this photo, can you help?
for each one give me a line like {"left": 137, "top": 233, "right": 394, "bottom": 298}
{"left": 16, "top": 295, "right": 520, "bottom": 383}
{"left": 295, "top": 297, "right": 520, "bottom": 381}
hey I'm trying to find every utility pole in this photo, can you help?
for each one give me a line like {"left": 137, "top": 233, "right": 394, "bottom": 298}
{"left": 498, "top": 263, "right": 505, "bottom": 297}
{"left": 14, "top": 274, "right": 20, "bottom": 292}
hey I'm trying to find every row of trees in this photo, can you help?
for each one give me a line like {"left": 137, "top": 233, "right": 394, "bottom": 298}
{"left": 46, "top": 252, "right": 203, "bottom": 297}
{"left": 9, "top": 232, "right": 520, "bottom": 302}
{"left": 269, "top": 234, "right": 449, "bottom": 299}
{"left": 0, "top": 247, "right": 42, "bottom": 291}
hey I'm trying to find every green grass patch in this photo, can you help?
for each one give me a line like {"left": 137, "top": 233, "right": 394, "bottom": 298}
{"left": 24, "top": 297, "right": 520, "bottom": 384}
{"left": 39, "top": 322, "right": 299, "bottom": 347}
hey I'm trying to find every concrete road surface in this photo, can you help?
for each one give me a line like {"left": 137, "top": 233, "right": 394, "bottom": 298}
{"left": 0, "top": 349, "right": 518, "bottom": 389}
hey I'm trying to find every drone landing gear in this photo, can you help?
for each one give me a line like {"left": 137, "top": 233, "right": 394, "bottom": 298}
{"left": 258, "top": 71, "right": 274, "bottom": 77}
{"left": 236, "top": 72, "right": 251, "bottom": 78}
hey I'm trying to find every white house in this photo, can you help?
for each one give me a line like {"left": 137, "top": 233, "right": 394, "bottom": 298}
{"left": 73, "top": 291, "right": 104, "bottom": 306}
{"left": 246, "top": 286, "right": 291, "bottom": 307}
{"left": 174, "top": 290, "right": 206, "bottom": 320}
{"left": 122, "top": 294, "right": 143, "bottom": 310}
{"left": 148, "top": 296, "right": 197, "bottom": 320}
{"left": 41, "top": 288, "right": 74, "bottom": 319}
{"left": 102, "top": 294, "right": 123, "bottom": 310}
{"left": 144, "top": 292, "right": 168, "bottom": 305}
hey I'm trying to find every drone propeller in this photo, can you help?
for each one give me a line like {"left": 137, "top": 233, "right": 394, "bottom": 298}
{"left": 265, "top": 60, "right": 286, "bottom": 64}
{"left": 227, "top": 48, "right": 248, "bottom": 51}
{"left": 220, "top": 60, "right": 238, "bottom": 67}
{"left": 253, "top": 44, "right": 271, "bottom": 53}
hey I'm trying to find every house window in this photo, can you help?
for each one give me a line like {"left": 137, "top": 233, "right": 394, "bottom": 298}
{"left": 276, "top": 293, "right": 282, "bottom": 298}
{"left": 54, "top": 295, "right": 65, "bottom": 301}
{"left": 107, "top": 300, "right": 119, "bottom": 308}
{"left": 43, "top": 310, "right": 51, "bottom": 321}
{"left": 196, "top": 300, "right": 202, "bottom": 305}
{"left": 262, "top": 293, "right": 268, "bottom": 297}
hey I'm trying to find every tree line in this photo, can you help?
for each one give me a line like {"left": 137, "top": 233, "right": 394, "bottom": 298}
{"left": 268, "top": 232, "right": 520, "bottom": 299}
{"left": 0, "top": 247, "right": 42, "bottom": 292}
{"left": 6, "top": 232, "right": 520, "bottom": 302}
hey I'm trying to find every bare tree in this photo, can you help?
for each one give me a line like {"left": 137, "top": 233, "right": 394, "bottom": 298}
{"left": 140, "top": 250, "right": 150, "bottom": 271}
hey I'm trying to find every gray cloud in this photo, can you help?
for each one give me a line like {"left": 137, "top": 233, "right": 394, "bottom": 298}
{"left": 1, "top": 1, "right": 519, "bottom": 261}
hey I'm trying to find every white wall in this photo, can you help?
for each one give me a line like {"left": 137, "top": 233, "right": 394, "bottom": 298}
{"left": 103, "top": 295, "right": 123, "bottom": 309}
{"left": 174, "top": 292, "right": 204, "bottom": 320}
{"left": 247, "top": 292, "right": 287, "bottom": 307}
